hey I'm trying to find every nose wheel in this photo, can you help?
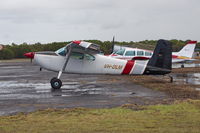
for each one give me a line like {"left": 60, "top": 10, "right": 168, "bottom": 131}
{"left": 50, "top": 77, "right": 62, "bottom": 89}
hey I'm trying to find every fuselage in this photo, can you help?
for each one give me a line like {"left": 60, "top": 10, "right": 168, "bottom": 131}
{"left": 34, "top": 51, "right": 148, "bottom": 75}
{"left": 109, "top": 48, "right": 193, "bottom": 63}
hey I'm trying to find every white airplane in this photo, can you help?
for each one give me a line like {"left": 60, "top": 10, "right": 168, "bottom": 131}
{"left": 24, "top": 39, "right": 172, "bottom": 89}
{"left": 109, "top": 41, "right": 197, "bottom": 63}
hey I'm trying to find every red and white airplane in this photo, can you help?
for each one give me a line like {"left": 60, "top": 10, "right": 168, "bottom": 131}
{"left": 109, "top": 41, "right": 197, "bottom": 63}
{"left": 24, "top": 40, "right": 172, "bottom": 89}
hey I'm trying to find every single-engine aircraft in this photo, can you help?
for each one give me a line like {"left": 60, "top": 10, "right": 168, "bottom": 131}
{"left": 110, "top": 41, "right": 197, "bottom": 63}
{"left": 24, "top": 39, "right": 172, "bottom": 89}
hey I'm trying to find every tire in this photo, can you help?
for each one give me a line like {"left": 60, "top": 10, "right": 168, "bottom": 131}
{"left": 50, "top": 78, "right": 62, "bottom": 89}
{"left": 50, "top": 77, "right": 57, "bottom": 83}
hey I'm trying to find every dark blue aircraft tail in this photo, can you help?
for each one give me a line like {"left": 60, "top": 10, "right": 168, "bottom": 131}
{"left": 144, "top": 39, "right": 172, "bottom": 75}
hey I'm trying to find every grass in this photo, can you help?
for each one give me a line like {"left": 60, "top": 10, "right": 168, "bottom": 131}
{"left": 0, "top": 100, "right": 200, "bottom": 133}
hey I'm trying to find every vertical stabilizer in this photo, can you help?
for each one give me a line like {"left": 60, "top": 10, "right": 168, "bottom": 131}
{"left": 175, "top": 41, "right": 197, "bottom": 58}
{"left": 144, "top": 39, "right": 172, "bottom": 75}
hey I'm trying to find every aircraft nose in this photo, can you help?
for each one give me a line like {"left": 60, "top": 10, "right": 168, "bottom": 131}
{"left": 24, "top": 52, "right": 35, "bottom": 59}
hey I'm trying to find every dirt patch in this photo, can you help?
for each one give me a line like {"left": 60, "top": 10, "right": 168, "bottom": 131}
{"left": 172, "top": 67, "right": 200, "bottom": 73}
{"left": 125, "top": 73, "right": 200, "bottom": 101}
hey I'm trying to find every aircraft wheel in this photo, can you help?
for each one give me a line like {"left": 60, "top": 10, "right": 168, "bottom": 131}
{"left": 50, "top": 77, "right": 57, "bottom": 83}
{"left": 51, "top": 78, "right": 62, "bottom": 89}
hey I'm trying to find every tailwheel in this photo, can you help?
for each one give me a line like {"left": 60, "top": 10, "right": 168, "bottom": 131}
{"left": 50, "top": 77, "right": 62, "bottom": 89}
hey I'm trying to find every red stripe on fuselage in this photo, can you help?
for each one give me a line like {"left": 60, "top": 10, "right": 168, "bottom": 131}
{"left": 122, "top": 60, "right": 135, "bottom": 75}
{"left": 172, "top": 55, "right": 178, "bottom": 58}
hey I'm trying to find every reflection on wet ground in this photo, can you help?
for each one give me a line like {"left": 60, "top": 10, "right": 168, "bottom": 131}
{"left": 172, "top": 73, "right": 200, "bottom": 85}
{"left": 172, "top": 72, "right": 200, "bottom": 92}
{"left": 0, "top": 62, "right": 167, "bottom": 116}
{"left": 172, "top": 63, "right": 200, "bottom": 68}
{"left": 172, "top": 63, "right": 200, "bottom": 91}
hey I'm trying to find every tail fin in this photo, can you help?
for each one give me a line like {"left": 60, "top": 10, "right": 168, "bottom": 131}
{"left": 144, "top": 39, "right": 172, "bottom": 75}
{"left": 175, "top": 41, "right": 197, "bottom": 58}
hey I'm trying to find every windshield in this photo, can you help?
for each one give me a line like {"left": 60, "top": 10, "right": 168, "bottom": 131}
{"left": 55, "top": 46, "right": 67, "bottom": 56}
{"left": 114, "top": 49, "right": 125, "bottom": 56}
{"left": 55, "top": 47, "right": 95, "bottom": 61}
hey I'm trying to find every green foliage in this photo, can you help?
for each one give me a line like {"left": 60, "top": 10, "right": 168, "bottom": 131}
{"left": 0, "top": 39, "right": 196, "bottom": 60}
{"left": 0, "top": 48, "right": 14, "bottom": 59}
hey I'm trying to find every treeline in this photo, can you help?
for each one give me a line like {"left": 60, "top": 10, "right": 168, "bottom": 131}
{"left": 0, "top": 39, "right": 199, "bottom": 59}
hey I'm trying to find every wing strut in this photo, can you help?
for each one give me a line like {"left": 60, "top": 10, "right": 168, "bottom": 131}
{"left": 50, "top": 45, "right": 72, "bottom": 89}
{"left": 57, "top": 45, "right": 72, "bottom": 79}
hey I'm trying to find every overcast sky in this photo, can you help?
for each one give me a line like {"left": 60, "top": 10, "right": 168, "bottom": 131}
{"left": 0, "top": 0, "right": 200, "bottom": 44}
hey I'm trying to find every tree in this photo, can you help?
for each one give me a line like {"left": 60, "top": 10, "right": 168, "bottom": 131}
{"left": 0, "top": 48, "right": 14, "bottom": 59}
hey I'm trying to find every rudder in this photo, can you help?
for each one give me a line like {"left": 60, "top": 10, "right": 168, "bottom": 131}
{"left": 144, "top": 39, "right": 172, "bottom": 75}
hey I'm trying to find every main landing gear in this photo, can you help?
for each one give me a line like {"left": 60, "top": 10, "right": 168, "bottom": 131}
{"left": 50, "top": 77, "right": 62, "bottom": 89}
{"left": 50, "top": 45, "right": 72, "bottom": 89}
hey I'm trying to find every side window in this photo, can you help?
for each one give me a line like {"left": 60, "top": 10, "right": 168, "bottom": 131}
{"left": 125, "top": 51, "right": 135, "bottom": 56}
{"left": 84, "top": 54, "right": 95, "bottom": 61}
{"left": 71, "top": 52, "right": 84, "bottom": 60}
{"left": 137, "top": 51, "right": 144, "bottom": 56}
{"left": 115, "top": 49, "right": 125, "bottom": 56}
{"left": 145, "top": 51, "right": 152, "bottom": 56}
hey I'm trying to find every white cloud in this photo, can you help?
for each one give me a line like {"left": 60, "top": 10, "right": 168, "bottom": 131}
{"left": 0, "top": 0, "right": 200, "bottom": 44}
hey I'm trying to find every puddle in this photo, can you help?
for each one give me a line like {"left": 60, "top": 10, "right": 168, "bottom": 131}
{"left": 196, "top": 88, "right": 200, "bottom": 91}
{"left": 172, "top": 63, "right": 200, "bottom": 68}
{"left": 173, "top": 73, "right": 200, "bottom": 89}
{"left": 0, "top": 80, "right": 110, "bottom": 99}
{"left": 0, "top": 66, "right": 23, "bottom": 69}
{"left": 0, "top": 79, "right": 137, "bottom": 99}
{"left": 0, "top": 75, "right": 32, "bottom": 78}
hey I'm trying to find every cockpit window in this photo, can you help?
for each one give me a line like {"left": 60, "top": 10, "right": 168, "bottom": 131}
{"left": 84, "top": 54, "right": 95, "bottom": 61}
{"left": 145, "top": 51, "right": 152, "bottom": 56}
{"left": 55, "top": 46, "right": 67, "bottom": 56}
{"left": 55, "top": 46, "right": 95, "bottom": 61}
{"left": 137, "top": 51, "right": 144, "bottom": 56}
{"left": 71, "top": 52, "right": 84, "bottom": 60}
{"left": 125, "top": 51, "right": 135, "bottom": 56}
{"left": 115, "top": 49, "right": 125, "bottom": 56}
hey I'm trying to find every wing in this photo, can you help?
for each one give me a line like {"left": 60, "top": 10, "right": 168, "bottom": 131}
{"left": 67, "top": 41, "right": 101, "bottom": 54}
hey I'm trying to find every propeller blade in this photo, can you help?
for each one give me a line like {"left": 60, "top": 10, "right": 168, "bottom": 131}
{"left": 110, "top": 36, "right": 115, "bottom": 54}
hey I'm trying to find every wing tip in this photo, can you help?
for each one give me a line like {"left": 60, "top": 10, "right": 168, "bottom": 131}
{"left": 72, "top": 40, "right": 81, "bottom": 44}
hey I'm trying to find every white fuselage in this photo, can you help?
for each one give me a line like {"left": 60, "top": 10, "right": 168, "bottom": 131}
{"left": 111, "top": 41, "right": 197, "bottom": 63}
{"left": 110, "top": 47, "right": 194, "bottom": 63}
{"left": 34, "top": 53, "right": 148, "bottom": 75}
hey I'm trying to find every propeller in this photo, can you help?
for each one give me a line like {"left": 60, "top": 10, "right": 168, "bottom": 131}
{"left": 108, "top": 36, "right": 115, "bottom": 54}
{"left": 24, "top": 52, "right": 35, "bottom": 63}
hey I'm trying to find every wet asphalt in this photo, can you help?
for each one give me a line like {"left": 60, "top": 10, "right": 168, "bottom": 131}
{"left": 0, "top": 61, "right": 167, "bottom": 116}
